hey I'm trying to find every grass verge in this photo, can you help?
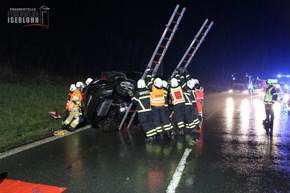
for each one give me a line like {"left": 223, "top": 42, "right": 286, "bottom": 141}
{"left": 0, "top": 83, "right": 68, "bottom": 152}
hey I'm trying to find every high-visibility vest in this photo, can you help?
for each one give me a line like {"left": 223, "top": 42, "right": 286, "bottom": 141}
{"left": 264, "top": 87, "right": 275, "bottom": 104}
{"left": 66, "top": 89, "right": 82, "bottom": 110}
{"left": 195, "top": 89, "right": 204, "bottom": 103}
{"left": 150, "top": 86, "right": 165, "bottom": 106}
{"left": 170, "top": 86, "right": 185, "bottom": 105}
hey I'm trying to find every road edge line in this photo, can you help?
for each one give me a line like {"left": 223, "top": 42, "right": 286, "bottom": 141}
{"left": 0, "top": 125, "right": 91, "bottom": 159}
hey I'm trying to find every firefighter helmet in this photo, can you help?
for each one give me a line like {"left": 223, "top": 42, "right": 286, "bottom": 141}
{"left": 170, "top": 78, "right": 179, "bottom": 88}
{"left": 76, "top": 81, "right": 85, "bottom": 90}
{"left": 69, "top": 84, "right": 76, "bottom": 92}
{"left": 187, "top": 79, "right": 195, "bottom": 89}
{"left": 137, "top": 79, "right": 146, "bottom": 88}
{"left": 266, "top": 79, "right": 273, "bottom": 85}
{"left": 154, "top": 77, "right": 163, "bottom": 88}
{"left": 162, "top": 80, "right": 168, "bottom": 88}
{"left": 85, "top": 78, "right": 93, "bottom": 85}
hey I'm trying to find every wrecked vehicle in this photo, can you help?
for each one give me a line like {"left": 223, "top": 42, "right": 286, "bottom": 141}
{"left": 84, "top": 71, "right": 139, "bottom": 131}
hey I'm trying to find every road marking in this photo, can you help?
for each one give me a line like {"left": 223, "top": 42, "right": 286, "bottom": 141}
{"left": 0, "top": 125, "right": 91, "bottom": 159}
{"left": 166, "top": 148, "right": 192, "bottom": 193}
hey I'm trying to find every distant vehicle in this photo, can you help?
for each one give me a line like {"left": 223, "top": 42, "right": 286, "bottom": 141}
{"left": 84, "top": 71, "right": 140, "bottom": 132}
{"left": 277, "top": 74, "right": 290, "bottom": 94}
{"left": 229, "top": 73, "right": 262, "bottom": 95}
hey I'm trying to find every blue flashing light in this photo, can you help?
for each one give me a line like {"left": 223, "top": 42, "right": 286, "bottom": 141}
{"left": 277, "top": 74, "right": 281, "bottom": 78}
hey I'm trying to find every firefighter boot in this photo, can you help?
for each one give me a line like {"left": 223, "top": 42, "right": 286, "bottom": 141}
{"left": 165, "top": 130, "right": 176, "bottom": 139}
{"left": 177, "top": 128, "right": 185, "bottom": 136}
{"left": 67, "top": 126, "right": 76, "bottom": 132}
{"left": 157, "top": 132, "right": 164, "bottom": 140}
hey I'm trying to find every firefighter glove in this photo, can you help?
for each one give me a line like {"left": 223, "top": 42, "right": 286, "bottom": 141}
{"left": 128, "top": 90, "right": 134, "bottom": 97}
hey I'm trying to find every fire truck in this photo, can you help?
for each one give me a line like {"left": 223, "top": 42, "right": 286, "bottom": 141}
{"left": 229, "top": 73, "right": 262, "bottom": 95}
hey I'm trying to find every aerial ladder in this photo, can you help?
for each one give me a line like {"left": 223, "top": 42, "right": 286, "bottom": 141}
{"left": 118, "top": 4, "right": 186, "bottom": 130}
{"left": 125, "top": 18, "right": 213, "bottom": 129}
{"left": 170, "top": 18, "right": 214, "bottom": 78}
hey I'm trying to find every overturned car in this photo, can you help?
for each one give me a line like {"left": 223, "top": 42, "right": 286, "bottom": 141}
{"left": 84, "top": 71, "right": 140, "bottom": 131}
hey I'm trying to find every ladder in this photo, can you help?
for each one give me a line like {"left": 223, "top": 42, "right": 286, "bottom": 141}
{"left": 170, "top": 19, "right": 214, "bottom": 78}
{"left": 118, "top": 4, "right": 186, "bottom": 130}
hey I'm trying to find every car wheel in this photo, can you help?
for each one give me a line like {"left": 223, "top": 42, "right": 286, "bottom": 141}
{"left": 115, "top": 79, "right": 136, "bottom": 97}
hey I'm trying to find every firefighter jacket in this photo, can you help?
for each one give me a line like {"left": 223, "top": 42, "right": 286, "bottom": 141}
{"left": 180, "top": 73, "right": 195, "bottom": 105}
{"left": 132, "top": 88, "right": 151, "bottom": 113}
{"left": 170, "top": 86, "right": 185, "bottom": 105}
{"left": 263, "top": 86, "right": 277, "bottom": 104}
{"left": 66, "top": 89, "right": 82, "bottom": 111}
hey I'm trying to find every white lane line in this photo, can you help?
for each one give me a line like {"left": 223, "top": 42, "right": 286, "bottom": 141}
{"left": 166, "top": 148, "right": 192, "bottom": 193}
{"left": 0, "top": 125, "right": 91, "bottom": 159}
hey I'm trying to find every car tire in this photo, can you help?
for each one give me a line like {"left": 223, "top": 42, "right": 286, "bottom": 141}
{"left": 114, "top": 79, "right": 136, "bottom": 97}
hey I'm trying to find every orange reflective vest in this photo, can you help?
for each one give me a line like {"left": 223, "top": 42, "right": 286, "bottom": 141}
{"left": 150, "top": 86, "right": 165, "bottom": 106}
{"left": 170, "top": 86, "right": 185, "bottom": 105}
{"left": 66, "top": 89, "right": 83, "bottom": 110}
{"left": 195, "top": 89, "right": 204, "bottom": 103}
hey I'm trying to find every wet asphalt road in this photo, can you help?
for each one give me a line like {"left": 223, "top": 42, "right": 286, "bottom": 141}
{"left": 1, "top": 91, "right": 290, "bottom": 193}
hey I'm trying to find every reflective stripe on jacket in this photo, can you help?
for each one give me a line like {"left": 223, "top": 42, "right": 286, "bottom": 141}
{"left": 150, "top": 86, "right": 165, "bottom": 106}
{"left": 132, "top": 89, "right": 151, "bottom": 113}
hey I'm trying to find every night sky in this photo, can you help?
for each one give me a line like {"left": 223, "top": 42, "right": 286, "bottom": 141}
{"left": 1, "top": 0, "right": 290, "bottom": 86}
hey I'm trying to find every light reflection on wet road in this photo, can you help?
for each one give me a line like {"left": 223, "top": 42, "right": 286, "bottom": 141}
{"left": 0, "top": 92, "right": 290, "bottom": 193}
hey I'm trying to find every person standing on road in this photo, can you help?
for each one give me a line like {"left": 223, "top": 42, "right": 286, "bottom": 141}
{"left": 263, "top": 79, "right": 277, "bottom": 124}
{"left": 194, "top": 79, "right": 204, "bottom": 121}
{"left": 162, "top": 80, "right": 176, "bottom": 139}
{"left": 169, "top": 71, "right": 186, "bottom": 135}
{"left": 146, "top": 69, "right": 171, "bottom": 140}
{"left": 128, "top": 79, "right": 156, "bottom": 142}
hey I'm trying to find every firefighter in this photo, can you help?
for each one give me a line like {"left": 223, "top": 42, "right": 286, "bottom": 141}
{"left": 63, "top": 84, "right": 77, "bottom": 122}
{"left": 162, "top": 80, "right": 176, "bottom": 138}
{"left": 146, "top": 69, "right": 172, "bottom": 140}
{"left": 128, "top": 79, "right": 156, "bottom": 142}
{"left": 194, "top": 79, "right": 204, "bottom": 121}
{"left": 180, "top": 68, "right": 200, "bottom": 130}
{"left": 263, "top": 79, "right": 277, "bottom": 125}
{"left": 62, "top": 84, "right": 83, "bottom": 132}
{"left": 179, "top": 69, "right": 198, "bottom": 134}
{"left": 169, "top": 71, "right": 186, "bottom": 135}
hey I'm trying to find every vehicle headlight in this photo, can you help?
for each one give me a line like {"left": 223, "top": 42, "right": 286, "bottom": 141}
{"left": 243, "top": 90, "right": 248, "bottom": 94}
{"left": 229, "top": 89, "right": 233, "bottom": 93}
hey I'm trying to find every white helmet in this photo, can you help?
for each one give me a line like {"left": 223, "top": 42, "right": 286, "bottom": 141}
{"left": 69, "top": 84, "right": 76, "bottom": 92}
{"left": 195, "top": 79, "right": 199, "bottom": 85}
{"left": 85, "top": 78, "right": 93, "bottom": 85}
{"left": 187, "top": 79, "right": 195, "bottom": 89}
{"left": 162, "top": 80, "right": 168, "bottom": 88}
{"left": 154, "top": 77, "right": 163, "bottom": 88}
{"left": 76, "top": 81, "right": 84, "bottom": 89}
{"left": 137, "top": 79, "right": 146, "bottom": 88}
{"left": 170, "top": 78, "right": 178, "bottom": 88}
